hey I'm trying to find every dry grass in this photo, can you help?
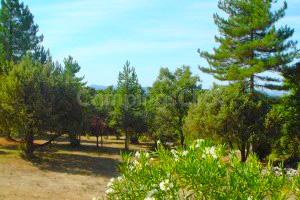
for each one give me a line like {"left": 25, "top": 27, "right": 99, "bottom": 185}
{"left": 0, "top": 136, "right": 152, "bottom": 200}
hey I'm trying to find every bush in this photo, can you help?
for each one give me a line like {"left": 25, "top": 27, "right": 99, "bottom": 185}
{"left": 104, "top": 140, "right": 299, "bottom": 200}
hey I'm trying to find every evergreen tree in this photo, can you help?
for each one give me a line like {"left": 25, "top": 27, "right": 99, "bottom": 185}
{"left": 200, "top": 0, "right": 298, "bottom": 94}
{"left": 0, "top": 56, "right": 86, "bottom": 157}
{"left": 0, "top": 0, "right": 49, "bottom": 63}
{"left": 61, "top": 56, "right": 85, "bottom": 146}
{"left": 112, "top": 61, "right": 145, "bottom": 150}
{"left": 0, "top": 58, "right": 57, "bottom": 157}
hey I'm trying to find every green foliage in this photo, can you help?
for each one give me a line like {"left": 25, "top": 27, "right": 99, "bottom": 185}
{"left": 200, "top": 0, "right": 298, "bottom": 92}
{"left": 184, "top": 84, "right": 270, "bottom": 161}
{"left": 92, "top": 86, "right": 119, "bottom": 140}
{"left": 0, "top": 58, "right": 57, "bottom": 156}
{"left": 93, "top": 86, "right": 115, "bottom": 119}
{"left": 112, "top": 61, "right": 146, "bottom": 149}
{"left": 266, "top": 63, "right": 300, "bottom": 158}
{"left": 147, "top": 66, "right": 200, "bottom": 146}
{"left": 0, "top": 56, "right": 85, "bottom": 156}
{"left": 80, "top": 86, "right": 97, "bottom": 135}
{"left": 105, "top": 140, "right": 298, "bottom": 200}
{"left": 0, "top": 0, "right": 50, "bottom": 64}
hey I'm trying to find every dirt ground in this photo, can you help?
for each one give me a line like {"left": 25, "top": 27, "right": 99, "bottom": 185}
{"left": 0, "top": 136, "right": 151, "bottom": 200}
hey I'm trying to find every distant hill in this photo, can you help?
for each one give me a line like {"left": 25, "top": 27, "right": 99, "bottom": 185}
{"left": 89, "top": 84, "right": 109, "bottom": 90}
{"left": 90, "top": 84, "right": 286, "bottom": 97}
{"left": 89, "top": 84, "right": 150, "bottom": 92}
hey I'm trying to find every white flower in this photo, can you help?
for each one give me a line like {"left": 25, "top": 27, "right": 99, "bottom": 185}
{"left": 195, "top": 139, "right": 205, "bottom": 148}
{"left": 105, "top": 188, "right": 114, "bottom": 194}
{"left": 171, "top": 149, "right": 177, "bottom": 155}
{"left": 145, "top": 152, "right": 150, "bottom": 158}
{"left": 145, "top": 197, "right": 155, "bottom": 200}
{"left": 209, "top": 147, "right": 218, "bottom": 159}
{"left": 202, "top": 146, "right": 218, "bottom": 159}
{"left": 133, "top": 160, "right": 140, "bottom": 167}
{"left": 272, "top": 167, "right": 283, "bottom": 176}
{"left": 135, "top": 151, "right": 141, "bottom": 159}
{"left": 129, "top": 165, "right": 134, "bottom": 171}
{"left": 171, "top": 149, "right": 179, "bottom": 161}
{"left": 145, "top": 189, "right": 157, "bottom": 200}
{"left": 107, "top": 178, "right": 115, "bottom": 187}
{"left": 196, "top": 139, "right": 205, "bottom": 143}
{"left": 182, "top": 150, "right": 188, "bottom": 156}
{"left": 159, "top": 179, "right": 174, "bottom": 191}
{"left": 109, "top": 177, "right": 115, "bottom": 182}
{"left": 166, "top": 142, "right": 174, "bottom": 146}
{"left": 157, "top": 140, "right": 161, "bottom": 145}
{"left": 159, "top": 182, "right": 167, "bottom": 191}
{"left": 117, "top": 175, "right": 124, "bottom": 181}
{"left": 286, "top": 168, "right": 298, "bottom": 177}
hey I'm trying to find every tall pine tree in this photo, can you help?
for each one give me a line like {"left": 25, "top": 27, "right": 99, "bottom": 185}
{"left": 0, "top": 0, "right": 50, "bottom": 64}
{"left": 113, "top": 61, "right": 144, "bottom": 150}
{"left": 199, "top": 0, "right": 298, "bottom": 94}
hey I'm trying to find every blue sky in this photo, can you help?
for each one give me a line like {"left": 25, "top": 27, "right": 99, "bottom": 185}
{"left": 22, "top": 0, "right": 300, "bottom": 88}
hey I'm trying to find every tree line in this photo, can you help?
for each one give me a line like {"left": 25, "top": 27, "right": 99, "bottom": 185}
{"left": 0, "top": 0, "right": 299, "bottom": 162}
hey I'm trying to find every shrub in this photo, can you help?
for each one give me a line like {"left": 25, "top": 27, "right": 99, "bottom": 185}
{"left": 104, "top": 140, "right": 299, "bottom": 200}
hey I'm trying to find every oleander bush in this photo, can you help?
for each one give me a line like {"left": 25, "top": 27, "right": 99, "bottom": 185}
{"left": 105, "top": 140, "right": 299, "bottom": 200}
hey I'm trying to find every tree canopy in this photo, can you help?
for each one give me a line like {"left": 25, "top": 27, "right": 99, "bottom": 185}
{"left": 199, "top": 0, "right": 298, "bottom": 93}
{"left": 147, "top": 66, "right": 200, "bottom": 146}
{"left": 0, "top": 0, "right": 50, "bottom": 64}
{"left": 112, "top": 61, "right": 146, "bottom": 150}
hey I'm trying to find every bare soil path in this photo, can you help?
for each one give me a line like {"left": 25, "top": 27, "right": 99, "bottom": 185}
{"left": 0, "top": 137, "right": 151, "bottom": 200}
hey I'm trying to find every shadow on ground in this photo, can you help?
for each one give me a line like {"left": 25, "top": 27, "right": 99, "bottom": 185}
{"left": 33, "top": 152, "right": 120, "bottom": 177}
{"left": 52, "top": 143, "right": 127, "bottom": 156}
{"left": 0, "top": 150, "right": 9, "bottom": 155}
{"left": 0, "top": 136, "right": 153, "bottom": 177}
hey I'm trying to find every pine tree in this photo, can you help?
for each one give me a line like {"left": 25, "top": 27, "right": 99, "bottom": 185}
{"left": 113, "top": 61, "right": 144, "bottom": 150}
{"left": 0, "top": 0, "right": 49, "bottom": 63}
{"left": 199, "top": 0, "right": 298, "bottom": 94}
{"left": 62, "top": 56, "right": 85, "bottom": 147}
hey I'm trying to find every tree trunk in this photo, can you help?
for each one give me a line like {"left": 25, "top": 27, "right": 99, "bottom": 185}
{"left": 180, "top": 131, "right": 185, "bottom": 147}
{"left": 78, "top": 133, "right": 81, "bottom": 144}
{"left": 116, "top": 130, "right": 120, "bottom": 140}
{"left": 250, "top": 75, "right": 255, "bottom": 96}
{"left": 125, "top": 129, "right": 129, "bottom": 151}
{"left": 241, "top": 142, "right": 247, "bottom": 162}
{"left": 96, "top": 136, "right": 99, "bottom": 148}
{"left": 179, "top": 117, "right": 185, "bottom": 147}
{"left": 246, "top": 142, "right": 251, "bottom": 159}
{"left": 101, "top": 135, "right": 103, "bottom": 147}
{"left": 23, "top": 132, "right": 34, "bottom": 158}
